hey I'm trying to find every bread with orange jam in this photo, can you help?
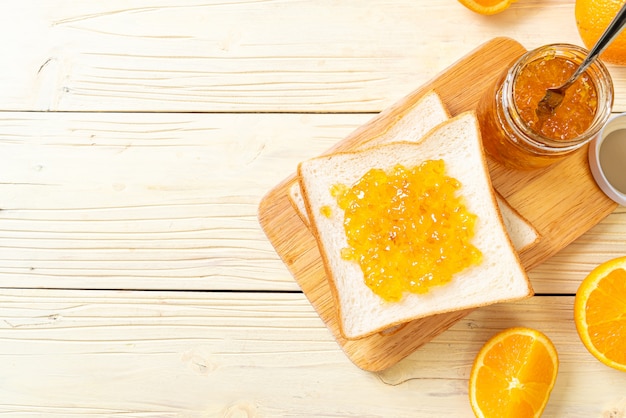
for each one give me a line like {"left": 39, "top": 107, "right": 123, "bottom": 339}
{"left": 288, "top": 91, "right": 539, "bottom": 253}
{"left": 289, "top": 90, "right": 449, "bottom": 227}
{"left": 290, "top": 182, "right": 538, "bottom": 253}
{"left": 298, "top": 112, "right": 533, "bottom": 340}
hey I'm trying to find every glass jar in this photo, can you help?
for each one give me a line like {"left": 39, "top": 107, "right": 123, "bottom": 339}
{"left": 477, "top": 44, "right": 614, "bottom": 170}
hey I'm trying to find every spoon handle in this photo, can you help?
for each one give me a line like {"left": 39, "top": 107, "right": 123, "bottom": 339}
{"left": 566, "top": 3, "right": 626, "bottom": 88}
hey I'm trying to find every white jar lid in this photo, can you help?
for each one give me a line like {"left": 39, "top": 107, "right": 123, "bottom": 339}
{"left": 588, "top": 112, "right": 626, "bottom": 206}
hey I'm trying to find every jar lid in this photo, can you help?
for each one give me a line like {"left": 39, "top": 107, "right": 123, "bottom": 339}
{"left": 588, "top": 112, "right": 626, "bottom": 206}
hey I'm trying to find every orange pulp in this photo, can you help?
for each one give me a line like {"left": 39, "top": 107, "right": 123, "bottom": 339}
{"left": 334, "top": 160, "right": 482, "bottom": 302}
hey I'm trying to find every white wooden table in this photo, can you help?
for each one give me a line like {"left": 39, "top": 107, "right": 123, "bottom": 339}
{"left": 1, "top": 1, "right": 626, "bottom": 416}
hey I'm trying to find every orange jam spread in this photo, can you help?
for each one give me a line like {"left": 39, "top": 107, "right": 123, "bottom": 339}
{"left": 334, "top": 160, "right": 482, "bottom": 302}
{"left": 514, "top": 55, "right": 598, "bottom": 141}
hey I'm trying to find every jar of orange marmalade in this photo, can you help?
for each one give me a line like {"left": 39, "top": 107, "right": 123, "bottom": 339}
{"left": 477, "top": 44, "right": 614, "bottom": 170}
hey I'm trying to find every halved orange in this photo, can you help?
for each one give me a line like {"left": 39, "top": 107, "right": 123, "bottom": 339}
{"left": 469, "top": 327, "right": 559, "bottom": 417}
{"left": 574, "top": 256, "right": 626, "bottom": 371}
{"left": 457, "top": 0, "right": 515, "bottom": 15}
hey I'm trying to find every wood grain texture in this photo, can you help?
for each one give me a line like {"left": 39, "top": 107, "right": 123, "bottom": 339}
{"left": 0, "top": 110, "right": 623, "bottom": 294}
{"left": 0, "top": 289, "right": 624, "bottom": 418}
{"left": 1, "top": 0, "right": 626, "bottom": 112}
{"left": 258, "top": 38, "right": 618, "bottom": 371}
{"left": 2, "top": 1, "right": 626, "bottom": 416}
{"left": 529, "top": 205, "right": 626, "bottom": 294}
{"left": 0, "top": 112, "right": 367, "bottom": 291}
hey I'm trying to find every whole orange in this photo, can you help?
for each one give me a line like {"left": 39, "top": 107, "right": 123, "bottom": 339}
{"left": 576, "top": 0, "right": 626, "bottom": 65}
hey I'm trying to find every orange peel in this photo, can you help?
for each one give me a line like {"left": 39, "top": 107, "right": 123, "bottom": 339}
{"left": 457, "top": 0, "right": 515, "bottom": 15}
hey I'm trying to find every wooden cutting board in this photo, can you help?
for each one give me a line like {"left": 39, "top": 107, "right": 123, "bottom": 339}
{"left": 257, "top": 37, "right": 618, "bottom": 372}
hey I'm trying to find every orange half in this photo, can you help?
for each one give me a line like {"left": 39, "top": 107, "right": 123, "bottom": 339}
{"left": 457, "top": 0, "right": 515, "bottom": 15}
{"left": 575, "top": 256, "right": 626, "bottom": 371}
{"left": 469, "top": 327, "right": 559, "bottom": 417}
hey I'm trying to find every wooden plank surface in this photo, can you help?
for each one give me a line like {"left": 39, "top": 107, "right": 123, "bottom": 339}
{"left": 2, "top": 110, "right": 624, "bottom": 293}
{"left": 0, "top": 112, "right": 362, "bottom": 291}
{"left": 0, "top": 290, "right": 624, "bottom": 417}
{"left": 0, "top": 1, "right": 625, "bottom": 112}
{"left": 258, "top": 37, "right": 618, "bottom": 371}
{"left": 2, "top": 0, "right": 626, "bottom": 416}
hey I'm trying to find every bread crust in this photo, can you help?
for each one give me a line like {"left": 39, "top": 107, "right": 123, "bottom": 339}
{"left": 299, "top": 111, "right": 534, "bottom": 340}
{"left": 496, "top": 193, "right": 541, "bottom": 252}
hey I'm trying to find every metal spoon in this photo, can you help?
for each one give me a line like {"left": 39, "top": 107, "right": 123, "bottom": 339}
{"left": 536, "top": 3, "right": 626, "bottom": 118}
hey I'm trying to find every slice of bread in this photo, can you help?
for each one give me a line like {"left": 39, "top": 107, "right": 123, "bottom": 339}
{"left": 290, "top": 90, "right": 449, "bottom": 225}
{"left": 377, "top": 90, "right": 451, "bottom": 144}
{"left": 298, "top": 112, "right": 533, "bottom": 340}
{"left": 288, "top": 91, "right": 539, "bottom": 252}
{"left": 497, "top": 198, "right": 540, "bottom": 252}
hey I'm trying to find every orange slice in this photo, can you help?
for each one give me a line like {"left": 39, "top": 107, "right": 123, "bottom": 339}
{"left": 574, "top": 256, "right": 626, "bottom": 371}
{"left": 457, "top": 0, "right": 515, "bottom": 15}
{"left": 469, "top": 327, "right": 559, "bottom": 417}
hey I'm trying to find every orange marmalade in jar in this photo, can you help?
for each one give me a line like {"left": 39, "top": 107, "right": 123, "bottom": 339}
{"left": 477, "top": 44, "right": 613, "bottom": 170}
